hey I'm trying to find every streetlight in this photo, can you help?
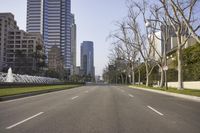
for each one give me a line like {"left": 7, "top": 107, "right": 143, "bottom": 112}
{"left": 145, "top": 19, "right": 168, "bottom": 89}
{"left": 145, "top": 20, "right": 151, "bottom": 28}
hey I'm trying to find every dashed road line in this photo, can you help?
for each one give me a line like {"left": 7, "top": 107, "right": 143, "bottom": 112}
{"left": 147, "top": 106, "right": 164, "bottom": 116}
{"left": 128, "top": 94, "right": 134, "bottom": 97}
{"left": 6, "top": 112, "right": 44, "bottom": 129}
{"left": 71, "top": 96, "right": 79, "bottom": 100}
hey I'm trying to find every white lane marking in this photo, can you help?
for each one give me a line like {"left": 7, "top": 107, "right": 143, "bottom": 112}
{"left": 71, "top": 96, "right": 79, "bottom": 100}
{"left": 128, "top": 94, "right": 134, "bottom": 97}
{"left": 6, "top": 112, "right": 44, "bottom": 129}
{"left": 85, "top": 91, "right": 89, "bottom": 93}
{"left": 147, "top": 106, "right": 164, "bottom": 116}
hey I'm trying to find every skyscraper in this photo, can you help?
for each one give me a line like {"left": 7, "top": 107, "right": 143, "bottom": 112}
{"left": 26, "top": 0, "right": 72, "bottom": 71}
{"left": 71, "top": 14, "right": 76, "bottom": 75}
{"left": 26, "top": 0, "right": 43, "bottom": 34}
{"left": 81, "top": 41, "right": 95, "bottom": 79}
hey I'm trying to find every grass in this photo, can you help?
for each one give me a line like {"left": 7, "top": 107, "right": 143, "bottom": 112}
{"left": 0, "top": 84, "right": 81, "bottom": 97}
{"left": 129, "top": 85, "right": 200, "bottom": 97}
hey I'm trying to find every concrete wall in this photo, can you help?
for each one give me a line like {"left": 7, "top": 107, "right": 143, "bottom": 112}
{"left": 168, "top": 81, "right": 200, "bottom": 90}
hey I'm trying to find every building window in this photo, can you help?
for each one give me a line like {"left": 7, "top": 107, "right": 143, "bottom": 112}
{"left": 15, "top": 45, "right": 20, "bottom": 48}
{"left": 15, "top": 41, "right": 21, "bottom": 44}
{"left": 28, "top": 45, "right": 33, "bottom": 48}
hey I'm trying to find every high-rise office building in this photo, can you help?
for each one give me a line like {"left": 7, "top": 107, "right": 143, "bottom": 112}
{"left": 80, "top": 41, "right": 95, "bottom": 78}
{"left": 26, "top": 0, "right": 43, "bottom": 34}
{"left": 26, "top": 0, "right": 73, "bottom": 71}
{"left": 71, "top": 14, "right": 76, "bottom": 75}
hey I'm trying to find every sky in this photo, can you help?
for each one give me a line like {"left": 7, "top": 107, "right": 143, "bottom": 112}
{"left": 0, "top": 0, "right": 128, "bottom": 76}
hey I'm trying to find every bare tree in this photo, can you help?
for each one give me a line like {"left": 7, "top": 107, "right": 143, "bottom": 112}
{"left": 146, "top": 3, "right": 176, "bottom": 88}
{"left": 106, "top": 44, "right": 128, "bottom": 84}
{"left": 160, "top": 0, "right": 193, "bottom": 89}
{"left": 169, "top": 0, "right": 200, "bottom": 43}
{"left": 127, "top": 0, "right": 166, "bottom": 87}
{"left": 109, "top": 21, "right": 139, "bottom": 84}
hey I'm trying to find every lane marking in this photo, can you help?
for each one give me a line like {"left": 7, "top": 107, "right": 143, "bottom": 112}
{"left": 6, "top": 112, "right": 44, "bottom": 129}
{"left": 147, "top": 106, "right": 164, "bottom": 116}
{"left": 85, "top": 91, "right": 89, "bottom": 93}
{"left": 128, "top": 94, "right": 134, "bottom": 97}
{"left": 71, "top": 96, "right": 79, "bottom": 100}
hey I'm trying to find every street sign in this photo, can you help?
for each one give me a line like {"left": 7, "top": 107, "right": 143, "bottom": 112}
{"left": 163, "top": 65, "right": 168, "bottom": 71}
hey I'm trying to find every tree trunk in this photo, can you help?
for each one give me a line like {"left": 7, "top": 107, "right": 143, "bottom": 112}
{"left": 115, "top": 74, "right": 118, "bottom": 84}
{"left": 125, "top": 73, "right": 128, "bottom": 84}
{"left": 121, "top": 74, "right": 124, "bottom": 84}
{"left": 177, "top": 34, "right": 183, "bottom": 90}
{"left": 160, "top": 68, "right": 164, "bottom": 87}
{"left": 138, "top": 69, "right": 141, "bottom": 85}
{"left": 177, "top": 46, "right": 183, "bottom": 89}
{"left": 131, "top": 65, "right": 135, "bottom": 85}
{"left": 145, "top": 61, "right": 149, "bottom": 86}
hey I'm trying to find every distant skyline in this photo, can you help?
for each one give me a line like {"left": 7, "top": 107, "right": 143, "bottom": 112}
{"left": 0, "top": 0, "right": 128, "bottom": 76}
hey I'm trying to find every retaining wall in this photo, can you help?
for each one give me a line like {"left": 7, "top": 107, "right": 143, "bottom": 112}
{"left": 168, "top": 81, "right": 200, "bottom": 90}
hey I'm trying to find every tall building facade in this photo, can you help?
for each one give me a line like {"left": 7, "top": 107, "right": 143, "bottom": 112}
{"left": 7, "top": 31, "right": 44, "bottom": 74}
{"left": 0, "top": 13, "right": 45, "bottom": 73}
{"left": 26, "top": 0, "right": 73, "bottom": 72}
{"left": 48, "top": 45, "right": 64, "bottom": 78}
{"left": 71, "top": 14, "right": 76, "bottom": 75}
{"left": 80, "top": 41, "right": 95, "bottom": 78}
{"left": 0, "top": 13, "right": 19, "bottom": 71}
{"left": 150, "top": 25, "right": 197, "bottom": 61}
{"left": 26, "top": 0, "right": 43, "bottom": 34}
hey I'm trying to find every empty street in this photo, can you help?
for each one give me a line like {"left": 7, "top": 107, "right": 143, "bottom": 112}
{"left": 0, "top": 85, "right": 200, "bottom": 133}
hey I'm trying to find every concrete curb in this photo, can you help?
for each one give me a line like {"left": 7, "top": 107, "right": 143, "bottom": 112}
{"left": 0, "top": 86, "right": 81, "bottom": 102}
{"left": 129, "top": 86, "right": 200, "bottom": 102}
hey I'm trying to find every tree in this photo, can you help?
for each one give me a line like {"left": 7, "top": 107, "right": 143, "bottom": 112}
{"left": 126, "top": 0, "right": 161, "bottom": 86}
{"left": 183, "top": 43, "right": 200, "bottom": 81}
{"left": 168, "top": 0, "right": 200, "bottom": 43}
{"left": 110, "top": 21, "right": 139, "bottom": 84}
{"left": 32, "top": 44, "right": 46, "bottom": 75}
{"left": 160, "top": 0, "right": 192, "bottom": 89}
{"left": 14, "top": 50, "right": 29, "bottom": 74}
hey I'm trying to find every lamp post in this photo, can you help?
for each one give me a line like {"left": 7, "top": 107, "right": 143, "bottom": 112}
{"left": 145, "top": 19, "right": 168, "bottom": 89}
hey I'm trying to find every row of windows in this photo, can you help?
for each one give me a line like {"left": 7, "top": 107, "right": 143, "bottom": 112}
{"left": 27, "top": 9, "right": 41, "bottom": 12}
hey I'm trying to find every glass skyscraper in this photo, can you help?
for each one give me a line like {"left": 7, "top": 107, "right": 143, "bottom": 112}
{"left": 26, "top": 0, "right": 72, "bottom": 70}
{"left": 81, "top": 41, "right": 95, "bottom": 78}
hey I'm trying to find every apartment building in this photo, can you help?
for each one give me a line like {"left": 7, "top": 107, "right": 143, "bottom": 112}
{"left": 0, "top": 13, "right": 44, "bottom": 74}
{"left": 0, "top": 13, "right": 19, "bottom": 71}
{"left": 6, "top": 30, "right": 44, "bottom": 74}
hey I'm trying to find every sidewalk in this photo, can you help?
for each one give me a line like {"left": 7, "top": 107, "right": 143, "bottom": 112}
{"left": 129, "top": 86, "right": 200, "bottom": 102}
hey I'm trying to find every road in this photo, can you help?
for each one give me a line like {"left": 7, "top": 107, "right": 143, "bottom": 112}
{"left": 0, "top": 85, "right": 200, "bottom": 133}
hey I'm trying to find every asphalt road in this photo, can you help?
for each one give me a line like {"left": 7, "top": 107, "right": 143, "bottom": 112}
{"left": 0, "top": 85, "right": 200, "bottom": 133}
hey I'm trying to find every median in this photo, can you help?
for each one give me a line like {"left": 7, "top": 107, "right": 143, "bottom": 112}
{"left": 0, "top": 84, "right": 82, "bottom": 101}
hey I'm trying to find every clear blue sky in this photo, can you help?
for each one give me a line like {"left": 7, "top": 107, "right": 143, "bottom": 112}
{"left": 0, "top": 0, "right": 128, "bottom": 76}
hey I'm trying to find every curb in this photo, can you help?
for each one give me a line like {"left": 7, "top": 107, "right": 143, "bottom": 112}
{"left": 0, "top": 86, "right": 80, "bottom": 102}
{"left": 129, "top": 86, "right": 200, "bottom": 102}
